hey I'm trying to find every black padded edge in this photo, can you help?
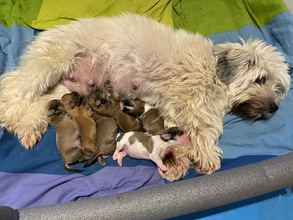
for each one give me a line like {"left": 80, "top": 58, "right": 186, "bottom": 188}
{"left": 0, "top": 206, "right": 19, "bottom": 220}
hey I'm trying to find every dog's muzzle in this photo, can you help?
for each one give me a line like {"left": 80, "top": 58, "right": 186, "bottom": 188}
{"left": 269, "top": 103, "right": 278, "bottom": 113}
{"left": 231, "top": 101, "right": 279, "bottom": 120}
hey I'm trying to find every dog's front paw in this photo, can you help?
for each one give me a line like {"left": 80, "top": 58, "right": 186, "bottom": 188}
{"left": 191, "top": 146, "right": 222, "bottom": 174}
{"left": 192, "top": 157, "right": 221, "bottom": 174}
{"left": 158, "top": 159, "right": 190, "bottom": 181}
{"left": 159, "top": 145, "right": 191, "bottom": 181}
{"left": 15, "top": 124, "right": 47, "bottom": 149}
{"left": 18, "top": 132, "right": 41, "bottom": 149}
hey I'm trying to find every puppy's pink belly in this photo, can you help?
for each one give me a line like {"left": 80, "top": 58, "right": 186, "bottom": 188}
{"left": 125, "top": 144, "right": 150, "bottom": 160}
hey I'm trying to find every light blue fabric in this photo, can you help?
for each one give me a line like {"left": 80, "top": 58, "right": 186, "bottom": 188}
{"left": 0, "top": 24, "right": 35, "bottom": 74}
{"left": 199, "top": 190, "right": 293, "bottom": 220}
{"left": 0, "top": 24, "right": 35, "bottom": 139}
{"left": 208, "top": 11, "right": 293, "bottom": 68}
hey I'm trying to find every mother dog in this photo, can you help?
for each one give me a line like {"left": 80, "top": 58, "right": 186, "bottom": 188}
{"left": 0, "top": 13, "right": 290, "bottom": 180}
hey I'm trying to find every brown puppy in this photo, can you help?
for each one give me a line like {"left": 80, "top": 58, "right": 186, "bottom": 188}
{"left": 86, "top": 88, "right": 143, "bottom": 132}
{"left": 121, "top": 99, "right": 165, "bottom": 135}
{"left": 121, "top": 99, "right": 145, "bottom": 118}
{"left": 84, "top": 112, "right": 118, "bottom": 167}
{"left": 141, "top": 107, "right": 164, "bottom": 135}
{"left": 60, "top": 92, "right": 97, "bottom": 156}
{"left": 47, "top": 99, "right": 87, "bottom": 172}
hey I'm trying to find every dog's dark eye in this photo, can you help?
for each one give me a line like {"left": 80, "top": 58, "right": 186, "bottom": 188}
{"left": 255, "top": 76, "right": 266, "bottom": 85}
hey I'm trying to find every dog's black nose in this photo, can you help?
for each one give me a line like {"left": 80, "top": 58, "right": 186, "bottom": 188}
{"left": 269, "top": 103, "right": 278, "bottom": 113}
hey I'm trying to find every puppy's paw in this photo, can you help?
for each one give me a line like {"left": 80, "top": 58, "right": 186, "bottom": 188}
{"left": 112, "top": 151, "right": 118, "bottom": 160}
{"left": 157, "top": 164, "right": 167, "bottom": 172}
{"left": 97, "top": 156, "right": 106, "bottom": 166}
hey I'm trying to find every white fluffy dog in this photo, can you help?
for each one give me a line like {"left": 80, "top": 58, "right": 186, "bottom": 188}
{"left": 0, "top": 13, "right": 290, "bottom": 180}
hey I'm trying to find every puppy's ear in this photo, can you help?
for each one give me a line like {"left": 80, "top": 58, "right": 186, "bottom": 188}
{"left": 96, "top": 100, "right": 101, "bottom": 106}
{"left": 47, "top": 109, "right": 55, "bottom": 116}
{"left": 160, "top": 133, "right": 171, "bottom": 141}
{"left": 213, "top": 47, "right": 255, "bottom": 84}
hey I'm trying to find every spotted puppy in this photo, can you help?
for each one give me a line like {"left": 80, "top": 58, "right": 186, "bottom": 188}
{"left": 112, "top": 127, "right": 190, "bottom": 171}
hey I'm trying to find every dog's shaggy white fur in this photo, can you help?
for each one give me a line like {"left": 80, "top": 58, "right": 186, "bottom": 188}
{"left": 0, "top": 13, "right": 290, "bottom": 180}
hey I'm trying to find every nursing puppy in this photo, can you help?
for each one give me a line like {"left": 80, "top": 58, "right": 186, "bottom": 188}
{"left": 141, "top": 108, "right": 164, "bottom": 135}
{"left": 84, "top": 93, "right": 119, "bottom": 167}
{"left": 121, "top": 99, "right": 165, "bottom": 135}
{"left": 86, "top": 89, "right": 144, "bottom": 132}
{"left": 113, "top": 127, "right": 190, "bottom": 171}
{"left": 61, "top": 92, "right": 97, "bottom": 155}
{"left": 84, "top": 113, "right": 118, "bottom": 167}
{"left": 47, "top": 99, "right": 86, "bottom": 172}
{"left": 121, "top": 99, "right": 145, "bottom": 118}
{"left": 0, "top": 14, "right": 290, "bottom": 180}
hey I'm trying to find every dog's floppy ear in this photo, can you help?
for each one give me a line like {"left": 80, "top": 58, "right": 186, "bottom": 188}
{"left": 214, "top": 50, "right": 236, "bottom": 84}
{"left": 213, "top": 46, "right": 256, "bottom": 84}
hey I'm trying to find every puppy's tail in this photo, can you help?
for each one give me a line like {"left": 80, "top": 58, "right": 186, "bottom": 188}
{"left": 84, "top": 152, "right": 105, "bottom": 167}
{"left": 64, "top": 163, "right": 84, "bottom": 172}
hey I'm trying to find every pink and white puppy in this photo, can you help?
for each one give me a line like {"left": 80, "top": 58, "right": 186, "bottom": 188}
{"left": 112, "top": 127, "right": 190, "bottom": 171}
